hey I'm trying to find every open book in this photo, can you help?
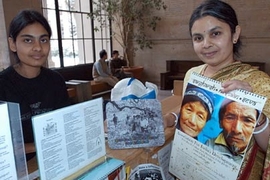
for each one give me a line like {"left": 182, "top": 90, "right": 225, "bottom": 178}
{"left": 169, "top": 72, "right": 267, "bottom": 180}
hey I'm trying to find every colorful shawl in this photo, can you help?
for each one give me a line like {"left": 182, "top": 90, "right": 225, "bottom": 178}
{"left": 184, "top": 61, "right": 270, "bottom": 180}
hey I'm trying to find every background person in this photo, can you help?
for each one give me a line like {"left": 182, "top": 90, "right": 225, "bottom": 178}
{"left": 0, "top": 10, "right": 70, "bottom": 160}
{"left": 92, "top": 49, "right": 119, "bottom": 86}
{"left": 206, "top": 100, "right": 258, "bottom": 164}
{"left": 109, "top": 50, "right": 130, "bottom": 80}
{"left": 165, "top": 0, "right": 270, "bottom": 179}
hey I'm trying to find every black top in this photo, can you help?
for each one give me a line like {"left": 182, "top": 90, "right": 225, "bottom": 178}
{"left": 110, "top": 59, "right": 127, "bottom": 75}
{"left": 109, "top": 58, "right": 128, "bottom": 79}
{"left": 0, "top": 66, "right": 70, "bottom": 146}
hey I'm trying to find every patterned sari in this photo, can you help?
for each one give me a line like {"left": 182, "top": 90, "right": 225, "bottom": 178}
{"left": 184, "top": 61, "right": 270, "bottom": 180}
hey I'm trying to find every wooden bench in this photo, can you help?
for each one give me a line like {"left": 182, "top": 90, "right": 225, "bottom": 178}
{"left": 160, "top": 60, "right": 203, "bottom": 90}
{"left": 53, "top": 64, "right": 113, "bottom": 103}
{"left": 160, "top": 60, "right": 266, "bottom": 90}
{"left": 67, "top": 87, "right": 77, "bottom": 103}
{"left": 90, "top": 81, "right": 112, "bottom": 98}
{"left": 66, "top": 80, "right": 112, "bottom": 103}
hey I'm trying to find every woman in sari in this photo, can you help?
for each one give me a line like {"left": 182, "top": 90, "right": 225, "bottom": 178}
{"left": 165, "top": 0, "right": 270, "bottom": 179}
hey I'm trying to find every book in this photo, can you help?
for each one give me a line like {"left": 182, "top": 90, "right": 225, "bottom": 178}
{"left": 105, "top": 99, "right": 165, "bottom": 149}
{"left": 32, "top": 98, "right": 125, "bottom": 180}
{"left": 76, "top": 157, "right": 125, "bottom": 180}
{"left": 169, "top": 72, "right": 267, "bottom": 180}
{"left": 0, "top": 101, "right": 28, "bottom": 180}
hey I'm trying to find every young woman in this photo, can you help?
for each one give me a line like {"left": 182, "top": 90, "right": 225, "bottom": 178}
{"left": 166, "top": 0, "right": 270, "bottom": 179}
{"left": 0, "top": 10, "right": 70, "bottom": 160}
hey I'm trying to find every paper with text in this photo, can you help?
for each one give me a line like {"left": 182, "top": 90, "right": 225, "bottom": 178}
{"left": 169, "top": 72, "right": 267, "bottom": 180}
{"left": 128, "top": 163, "right": 165, "bottom": 180}
{"left": 0, "top": 103, "right": 17, "bottom": 180}
{"left": 32, "top": 98, "right": 105, "bottom": 180}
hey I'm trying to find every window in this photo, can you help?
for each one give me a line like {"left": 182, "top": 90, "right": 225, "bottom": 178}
{"left": 42, "top": 0, "right": 112, "bottom": 68}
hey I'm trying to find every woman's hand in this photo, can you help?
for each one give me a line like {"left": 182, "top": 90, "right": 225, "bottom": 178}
{"left": 221, "top": 80, "right": 252, "bottom": 93}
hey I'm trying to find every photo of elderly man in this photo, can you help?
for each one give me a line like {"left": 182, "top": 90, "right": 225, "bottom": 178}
{"left": 205, "top": 99, "right": 258, "bottom": 164}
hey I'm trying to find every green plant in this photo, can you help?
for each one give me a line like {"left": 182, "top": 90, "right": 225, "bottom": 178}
{"left": 90, "top": 0, "right": 167, "bottom": 66}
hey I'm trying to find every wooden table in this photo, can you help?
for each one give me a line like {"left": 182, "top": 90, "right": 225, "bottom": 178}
{"left": 105, "top": 95, "right": 181, "bottom": 169}
{"left": 27, "top": 95, "right": 182, "bottom": 177}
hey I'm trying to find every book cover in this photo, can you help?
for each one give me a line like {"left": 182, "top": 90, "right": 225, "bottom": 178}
{"left": 106, "top": 99, "right": 165, "bottom": 149}
{"left": 169, "top": 72, "right": 267, "bottom": 180}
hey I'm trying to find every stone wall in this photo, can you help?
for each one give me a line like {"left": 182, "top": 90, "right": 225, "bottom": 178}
{"left": 124, "top": 0, "right": 270, "bottom": 85}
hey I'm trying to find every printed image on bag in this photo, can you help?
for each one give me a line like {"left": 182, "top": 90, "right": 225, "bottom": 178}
{"left": 106, "top": 99, "right": 165, "bottom": 149}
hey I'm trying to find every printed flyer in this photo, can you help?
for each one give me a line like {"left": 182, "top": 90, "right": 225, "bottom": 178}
{"left": 32, "top": 98, "right": 106, "bottom": 180}
{"left": 128, "top": 163, "right": 165, "bottom": 180}
{"left": 169, "top": 72, "right": 267, "bottom": 180}
{"left": 0, "top": 103, "right": 17, "bottom": 180}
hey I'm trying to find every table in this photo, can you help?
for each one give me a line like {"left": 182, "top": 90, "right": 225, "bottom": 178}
{"left": 27, "top": 95, "right": 182, "bottom": 177}
{"left": 105, "top": 95, "right": 181, "bottom": 169}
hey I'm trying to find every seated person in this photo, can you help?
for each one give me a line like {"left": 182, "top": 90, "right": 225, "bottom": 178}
{"left": 92, "top": 49, "right": 119, "bottom": 86}
{"left": 0, "top": 10, "right": 70, "bottom": 160}
{"left": 109, "top": 50, "right": 131, "bottom": 80}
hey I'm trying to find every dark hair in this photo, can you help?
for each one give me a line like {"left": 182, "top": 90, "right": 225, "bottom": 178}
{"left": 189, "top": 0, "right": 242, "bottom": 57}
{"left": 9, "top": 9, "right": 52, "bottom": 40}
{"left": 112, "top": 50, "right": 119, "bottom": 55}
{"left": 8, "top": 10, "right": 52, "bottom": 62}
{"left": 99, "top": 49, "right": 107, "bottom": 58}
{"left": 219, "top": 100, "right": 230, "bottom": 121}
{"left": 219, "top": 99, "right": 259, "bottom": 122}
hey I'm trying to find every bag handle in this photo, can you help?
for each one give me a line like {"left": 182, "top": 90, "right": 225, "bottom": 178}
{"left": 127, "top": 78, "right": 135, "bottom": 86}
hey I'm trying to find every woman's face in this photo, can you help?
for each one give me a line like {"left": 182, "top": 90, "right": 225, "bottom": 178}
{"left": 180, "top": 101, "right": 208, "bottom": 137}
{"left": 191, "top": 16, "right": 239, "bottom": 68}
{"left": 9, "top": 22, "right": 50, "bottom": 68}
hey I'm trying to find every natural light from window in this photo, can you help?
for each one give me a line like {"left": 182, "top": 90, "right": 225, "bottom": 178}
{"left": 42, "top": 0, "right": 111, "bottom": 68}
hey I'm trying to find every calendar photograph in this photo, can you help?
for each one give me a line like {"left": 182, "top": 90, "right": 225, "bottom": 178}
{"left": 169, "top": 72, "right": 267, "bottom": 180}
